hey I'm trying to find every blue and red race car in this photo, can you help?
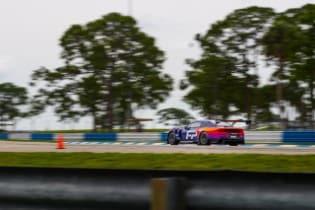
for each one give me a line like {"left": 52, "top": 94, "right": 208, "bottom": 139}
{"left": 167, "top": 120, "right": 246, "bottom": 146}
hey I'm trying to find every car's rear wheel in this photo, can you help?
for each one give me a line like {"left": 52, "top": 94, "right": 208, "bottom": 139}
{"left": 198, "top": 132, "right": 210, "bottom": 145}
{"left": 168, "top": 132, "right": 179, "bottom": 145}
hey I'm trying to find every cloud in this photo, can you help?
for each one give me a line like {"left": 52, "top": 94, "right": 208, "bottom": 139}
{"left": 0, "top": 56, "right": 12, "bottom": 72}
{"left": 0, "top": 56, "right": 13, "bottom": 81}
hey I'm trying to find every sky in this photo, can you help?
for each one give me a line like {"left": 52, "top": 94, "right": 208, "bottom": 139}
{"left": 0, "top": 0, "right": 314, "bottom": 130}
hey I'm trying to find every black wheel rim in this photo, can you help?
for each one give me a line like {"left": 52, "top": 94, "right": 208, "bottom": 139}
{"left": 201, "top": 134, "right": 208, "bottom": 145}
{"left": 169, "top": 134, "right": 175, "bottom": 144}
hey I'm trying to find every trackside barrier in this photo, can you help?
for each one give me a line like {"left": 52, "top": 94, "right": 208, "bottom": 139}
{"left": 117, "top": 133, "right": 160, "bottom": 141}
{"left": 61, "top": 133, "right": 84, "bottom": 140}
{"left": 160, "top": 133, "right": 168, "bottom": 142}
{"left": 283, "top": 130, "right": 315, "bottom": 143}
{"left": 0, "top": 167, "right": 314, "bottom": 210}
{"left": 9, "top": 132, "right": 31, "bottom": 140}
{"left": 31, "top": 133, "right": 54, "bottom": 140}
{"left": 84, "top": 133, "right": 117, "bottom": 141}
{"left": 8, "top": 133, "right": 85, "bottom": 141}
{"left": 0, "top": 133, "right": 8, "bottom": 140}
{"left": 0, "top": 131, "right": 314, "bottom": 143}
{"left": 245, "top": 131, "right": 282, "bottom": 143}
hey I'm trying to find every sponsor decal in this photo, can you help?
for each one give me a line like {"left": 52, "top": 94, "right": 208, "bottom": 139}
{"left": 186, "top": 131, "right": 197, "bottom": 140}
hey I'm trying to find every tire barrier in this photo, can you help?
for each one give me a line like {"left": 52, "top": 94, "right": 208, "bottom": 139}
{"left": 0, "top": 131, "right": 315, "bottom": 144}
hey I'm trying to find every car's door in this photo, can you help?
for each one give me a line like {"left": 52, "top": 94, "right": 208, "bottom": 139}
{"left": 184, "top": 121, "right": 201, "bottom": 141}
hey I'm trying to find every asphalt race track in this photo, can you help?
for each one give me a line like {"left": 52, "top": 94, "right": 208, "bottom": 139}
{"left": 0, "top": 141, "right": 315, "bottom": 154}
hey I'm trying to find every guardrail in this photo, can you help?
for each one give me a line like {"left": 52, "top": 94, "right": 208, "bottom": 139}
{"left": 1, "top": 131, "right": 315, "bottom": 143}
{"left": 0, "top": 167, "right": 314, "bottom": 210}
{"left": 283, "top": 130, "right": 315, "bottom": 143}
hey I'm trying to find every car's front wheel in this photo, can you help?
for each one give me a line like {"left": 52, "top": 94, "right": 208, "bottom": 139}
{"left": 198, "top": 132, "right": 210, "bottom": 145}
{"left": 168, "top": 132, "right": 179, "bottom": 145}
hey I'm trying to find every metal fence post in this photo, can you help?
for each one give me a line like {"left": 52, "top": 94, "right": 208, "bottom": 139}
{"left": 151, "top": 177, "right": 186, "bottom": 210}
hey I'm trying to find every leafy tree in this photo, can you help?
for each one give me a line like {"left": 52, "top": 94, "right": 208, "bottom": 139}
{"left": 157, "top": 108, "right": 194, "bottom": 126}
{"left": 283, "top": 79, "right": 306, "bottom": 122}
{"left": 261, "top": 19, "right": 302, "bottom": 128}
{"left": 255, "top": 85, "right": 278, "bottom": 123}
{"left": 0, "top": 83, "right": 28, "bottom": 129}
{"left": 218, "top": 7, "right": 275, "bottom": 121}
{"left": 284, "top": 4, "right": 315, "bottom": 125}
{"left": 181, "top": 55, "right": 239, "bottom": 118}
{"left": 31, "top": 13, "right": 173, "bottom": 131}
{"left": 182, "top": 6, "right": 275, "bottom": 120}
{"left": 261, "top": 4, "right": 315, "bottom": 128}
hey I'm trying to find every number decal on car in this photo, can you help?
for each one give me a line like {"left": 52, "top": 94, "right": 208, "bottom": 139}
{"left": 186, "top": 131, "right": 197, "bottom": 140}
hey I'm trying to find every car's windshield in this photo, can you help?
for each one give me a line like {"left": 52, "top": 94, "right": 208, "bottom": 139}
{"left": 188, "top": 120, "right": 216, "bottom": 128}
{"left": 201, "top": 121, "right": 217, "bottom": 127}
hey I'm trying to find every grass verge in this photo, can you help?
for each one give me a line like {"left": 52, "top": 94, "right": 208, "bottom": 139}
{"left": 0, "top": 152, "right": 315, "bottom": 172}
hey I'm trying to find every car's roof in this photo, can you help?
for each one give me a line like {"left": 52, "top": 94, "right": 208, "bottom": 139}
{"left": 191, "top": 120, "right": 217, "bottom": 127}
{"left": 189, "top": 119, "right": 247, "bottom": 129}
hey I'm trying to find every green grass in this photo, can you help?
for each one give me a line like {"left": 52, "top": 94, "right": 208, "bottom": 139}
{"left": 0, "top": 152, "right": 315, "bottom": 172}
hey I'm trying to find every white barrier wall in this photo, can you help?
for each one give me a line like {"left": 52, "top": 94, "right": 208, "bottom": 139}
{"left": 117, "top": 132, "right": 161, "bottom": 141}
{"left": 245, "top": 131, "right": 282, "bottom": 143}
{"left": 9, "top": 133, "right": 31, "bottom": 140}
{"left": 61, "top": 133, "right": 84, "bottom": 141}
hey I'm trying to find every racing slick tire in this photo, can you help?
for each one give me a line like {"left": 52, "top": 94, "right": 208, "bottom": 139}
{"left": 198, "top": 132, "right": 210, "bottom": 145}
{"left": 168, "top": 132, "right": 179, "bottom": 145}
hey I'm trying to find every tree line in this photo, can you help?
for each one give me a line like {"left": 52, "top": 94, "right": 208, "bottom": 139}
{"left": 0, "top": 4, "right": 314, "bottom": 130}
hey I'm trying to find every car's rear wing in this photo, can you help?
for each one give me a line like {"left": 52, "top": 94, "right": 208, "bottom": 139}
{"left": 215, "top": 119, "right": 251, "bottom": 124}
{"left": 215, "top": 119, "right": 251, "bottom": 128}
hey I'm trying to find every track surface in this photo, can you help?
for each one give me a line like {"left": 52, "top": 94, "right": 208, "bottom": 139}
{"left": 0, "top": 141, "right": 315, "bottom": 154}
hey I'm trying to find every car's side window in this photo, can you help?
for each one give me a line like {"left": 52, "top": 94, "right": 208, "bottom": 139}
{"left": 190, "top": 122, "right": 201, "bottom": 129}
{"left": 203, "top": 121, "right": 216, "bottom": 127}
{"left": 187, "top": 123, "right": 193, "bottom": 129}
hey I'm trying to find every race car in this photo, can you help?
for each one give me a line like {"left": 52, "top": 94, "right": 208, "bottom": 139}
{"left": 167, "top": 120, "right": 246, "bottom": 146}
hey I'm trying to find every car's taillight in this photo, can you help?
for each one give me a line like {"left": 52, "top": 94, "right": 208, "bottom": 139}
{"left": 220, "top": 129, "right": 244, "bottom": 136}
{"left": 211, "top": 131, "right": 226, "bottom": 136}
